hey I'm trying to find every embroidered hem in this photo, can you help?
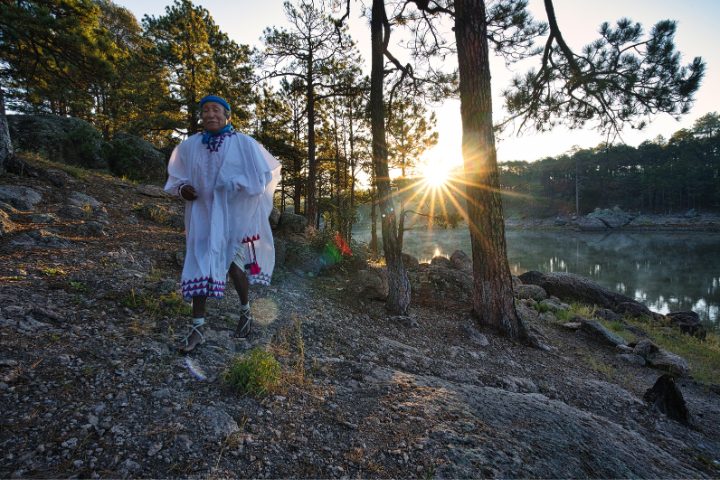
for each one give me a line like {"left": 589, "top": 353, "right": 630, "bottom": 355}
{"left": 182, "top": 276, "right": 226, "bottom": 300}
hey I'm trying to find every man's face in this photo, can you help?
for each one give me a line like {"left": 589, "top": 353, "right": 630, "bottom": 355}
{"left": 201, "top": 102, "right": 229, "bottom": 132}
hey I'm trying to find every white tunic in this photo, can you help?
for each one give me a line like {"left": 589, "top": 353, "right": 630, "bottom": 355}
{"left": 164, "top": 131, "right": 281, "bottom": 299}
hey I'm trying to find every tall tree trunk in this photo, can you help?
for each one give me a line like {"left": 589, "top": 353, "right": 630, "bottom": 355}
{"left": 454, "top": 0, "right": 528, "bottom": 340}
{"left": 0, "top": 87, "right": 13, "bottom": 173}
{"left": 370, "top": 185, "right": 379, "bottom": 254}
{"left": 371, "top": 0, "right": 410, "bottom": 315}
{"left": 306, "top": 63, "right": 318, "bottom": 225}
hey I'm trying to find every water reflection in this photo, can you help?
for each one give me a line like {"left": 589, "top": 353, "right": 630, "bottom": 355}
{"left": 355, "top": 228, "right": 720, "bottom": 329}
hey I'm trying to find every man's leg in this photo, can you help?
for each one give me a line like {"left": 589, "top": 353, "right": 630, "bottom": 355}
{"left": 228, "top": 262, "right": 249, "bottom": 304}
{"left": 229, "top": 263, "right": 252, "bottom": 337}
{"left": 178, "top": 295, "right": 207, "bottom": 353}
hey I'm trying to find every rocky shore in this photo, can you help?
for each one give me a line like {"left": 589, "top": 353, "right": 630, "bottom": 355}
{"left": 1, "top": 159, "right": 719, "bottom": 478}
{"left": 506, "top": 208, "right": 720, "bottom": 231}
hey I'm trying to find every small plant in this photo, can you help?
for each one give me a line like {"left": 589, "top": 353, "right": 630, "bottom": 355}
{"left": 535, "top": 302, "right": 551, "bottom": 314}
{"left": 223, "top": 348, "right": 281, "bottom": 397}
{"left": 69, "top": 280, "right": 88, "bottom": 292}
{"left": 41, "top": 267, "right": 67, "bottom": 276}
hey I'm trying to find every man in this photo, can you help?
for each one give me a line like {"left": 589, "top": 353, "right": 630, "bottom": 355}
{"left": 164, "top": 95, "right": 281, "bottom": 353}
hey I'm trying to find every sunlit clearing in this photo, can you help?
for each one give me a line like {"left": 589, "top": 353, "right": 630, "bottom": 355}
{"left": 421, "top": 160, "right": 451, "bottom": 188}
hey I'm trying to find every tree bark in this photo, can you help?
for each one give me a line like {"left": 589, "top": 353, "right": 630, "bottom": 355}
{"left": 371, "top": 0, "right": 410, "bottom": 315}
{"left": 305, "top": 59, "right": 318, "bottom": 225}
{"left": 0, "top": 87, "right": 12, "bottom": 173}
{"left": 454, "top": 0, "right": 528, "bottom": 340}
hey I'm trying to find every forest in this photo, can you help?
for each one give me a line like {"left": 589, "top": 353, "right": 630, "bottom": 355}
{"left": 500, "top": 113, "right": 720, "bottom": 217}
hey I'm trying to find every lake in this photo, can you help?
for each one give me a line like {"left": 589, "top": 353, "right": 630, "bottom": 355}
{"left": 353, "top": 227, "right": 720, "bottom": 329}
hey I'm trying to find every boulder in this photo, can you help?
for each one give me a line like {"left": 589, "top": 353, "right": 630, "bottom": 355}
{"left": 514, "top": 284, "right": 548, "bottom": 301}
{"left": 0, "top": 185, "right": 42, "bottom": 211}
{"left": 449, "top": 250, "right": 472, "bottom": 271}
{"left": 401, "top": 252, "right": 419, "bottom": 271}
{"left": 349, "top": 268, "right": 388, "bottom": 300}
{"left": 8, "top": 114, "right": 106, "bottom": 169}
{"left": 575, "top": 216, "right": 607, "bottom": 231}
{"left": 646, "top": 349, "right": 690, "bottom": 377}
{"left": 104, "top": 133, "right": 166, "bottom": 182}
{"left": 430, "top": 255, "right": 452, "bottom": 268}
{"left": 666, "top": 311, "right": 706, "bottom": 339}
{"left": 643, "top": 374, "right": 690, "bottom": 424}
{"left": 584, "top": 207, "right": 634, "bottom": 229}
{"left": 580, "top": 319, "right": 627, "bottom": 347}
{"left": 518, "top": 271, "right": 652, "bottom": 316}
{"left": 67, "top": 191, "right": 102, "bottom": 209}
{"left": 632, "top": 339, "right": 659, "bottom": 358}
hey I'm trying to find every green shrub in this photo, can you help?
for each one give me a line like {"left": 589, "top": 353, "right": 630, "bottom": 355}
{"left": 223, "top": 348, "right": 281, "bottom": 397}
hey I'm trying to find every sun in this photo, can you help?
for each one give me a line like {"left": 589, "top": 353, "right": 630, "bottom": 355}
{"left": 421, "top": 160, "right": 451, "bottom": 188}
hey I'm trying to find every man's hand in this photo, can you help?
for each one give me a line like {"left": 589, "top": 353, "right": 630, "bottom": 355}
{"left": 180, "top": 185, "right": 198, "bottom": 201}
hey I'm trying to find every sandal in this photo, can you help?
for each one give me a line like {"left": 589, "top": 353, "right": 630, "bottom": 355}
{"left": 233, "top": 308, "right": 253, "bottom": 338}
{"left": 178, "top": 318, "right": 205, "bottom": 353}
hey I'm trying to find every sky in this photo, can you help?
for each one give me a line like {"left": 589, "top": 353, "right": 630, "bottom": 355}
{"left": 118, "top": 0, "right": 719, "bottom": 167}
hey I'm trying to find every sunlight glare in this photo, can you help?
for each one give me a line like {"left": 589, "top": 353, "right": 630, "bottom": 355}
{"left": 421, "top": 160, "right": 451, "bottom": 188}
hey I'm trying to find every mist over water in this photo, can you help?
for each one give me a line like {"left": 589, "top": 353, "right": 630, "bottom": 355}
{"left": 354, "top": 227, "right": 720, "bottom": 329}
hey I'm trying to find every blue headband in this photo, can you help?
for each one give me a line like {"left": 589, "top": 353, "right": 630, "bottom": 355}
{"left": 199, "top": 95, "right": 230, "bottom": 112}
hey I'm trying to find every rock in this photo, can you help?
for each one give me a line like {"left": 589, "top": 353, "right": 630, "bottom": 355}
{"left": 538, "top": 312, "right": 557, "bottom": 323}
{"left": 0, "top": 185, "right": 42, "bottom": 211}
{"left": 392, "top": 315, "right": 419, "bottom": 328}
{"left": 430, "top": 256, "right": 451, "bottom": 268}
{"left": 519, "top": 271, "right": 651, "bottom": 316}
{"left": 633, "top": 339, "right": 659, "bottom": 358}
{"left": 643, "top": 374, "right": 690, "bottom": 424}
{"left": 580, "top": 319, "right": 627, "bottom": 347}
{"left": 462, "top": 324, "right": 490, "bottom": 347}
{"left": 76, "top": 221, "right": 106, "bottom": 237}
{"left": 44, "top": 169, "right": 73, "bottom": 187}
{"left": 616, "top": 353, "right": 646, "bottom": 366}
{"left": 594, "top": 308, "right": 622, "bottom": 322}
{"left": 502, "top": 376, "right": 539, "bottom": 393}
{"left": 8, "top": 114, "right": 106, "bottom": 168}
{"left": 349, "top": 268, "right": 388, "bottom": 300}
{"left": 67, "top": 192, "right": 101, "bottom": 209}
{"left": 562, "top": 322, "right": 582, "bottom": 330}
{"left": 646, "top": 350, "right": 690, "bottom": 377}
{"left": 575, "top": 216, "right": 607, "bottom": 231}
{"left": 666, "top": 311, "right": 706, "bottom": 339}
{"left": 136, "top": 185, "right": 169, "bottom": 198}
{"left": 105, "top": 133, "right": 166, "bottom": 182}
{"left": 10, "top": 229, "right": 72, "bottom": 249}
{"left": 538, "top": 297, "right": 570, "bottom": 313}
{"left": 401, "top": 253, "right": 419, "bottom": 271}
{"left": 198, "top": 407, "right": 240, "bottom": 441}
{"left": 449, "top": 250, "right": 471, "bottom": 271}
{"left": 414, "top": 263, "right": 473, "bottom": 306}
{"left": 58, "top": 204, "right": 89, "bottom": 220}
{"left": 515, "top": 301, "right": 539, "bottom": 323}
{"left": 514, "top": 284, "right": 548, "bottom": 301}
{"left": 585, "top": 208, "right": 634, "bottom": 229}
{"left": 28, "top": 213, "right": 59, "bottom": 224}
{"left": 277, "top": 212, "right": 307, "bottom": 234}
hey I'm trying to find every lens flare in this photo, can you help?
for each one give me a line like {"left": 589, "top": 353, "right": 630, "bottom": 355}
{"left": 184, "top": 357, "right": 207, "bottom": 381}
